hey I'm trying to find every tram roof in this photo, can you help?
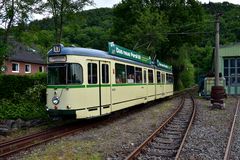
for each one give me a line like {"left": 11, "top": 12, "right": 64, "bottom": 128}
{"left": 48, "top": 46, "right": 172, "bottom": 72}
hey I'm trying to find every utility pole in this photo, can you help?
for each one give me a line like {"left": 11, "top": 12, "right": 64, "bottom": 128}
{"left": 210, "top": 13, "right": 226, "bottom": 110}
{"left": 214, "top": 13, "right": 222, "bottom": 86}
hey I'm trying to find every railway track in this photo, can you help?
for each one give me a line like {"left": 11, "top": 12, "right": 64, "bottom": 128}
{"left": 0, "top": 90, "right": 192, "bottom": 159}
{"left": 126, "top": 95, "right": 196, "bottom": 160}
{"left": 0, "top": 117, "right": 112, "bottom": 159}
{"left": 0, "top": 121, "right": 86, "bottom": 158}
{"left": 224, "top": 97, "right": 240, "bottom": 160}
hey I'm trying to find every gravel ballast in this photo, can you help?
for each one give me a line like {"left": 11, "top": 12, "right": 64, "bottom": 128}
{"left": 6, "top": 95, "right": 240, "bottom": 160}
{"left": 230, "top": 99, "right": 240, "bottom": 159}
{"left": 9, "top": 98, "right": 181, "bottom": 160}
{"left": 179, "top": 96, "right": 237, "bottom": 160}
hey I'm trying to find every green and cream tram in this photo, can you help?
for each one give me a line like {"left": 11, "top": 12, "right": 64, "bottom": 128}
{"left": 46, "top": 42, "right": 173, "bottom": 119}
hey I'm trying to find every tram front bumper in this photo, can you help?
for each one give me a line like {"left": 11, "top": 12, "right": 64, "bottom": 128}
{"left": 47, "top": 108, "right": 77, "bottom": 119}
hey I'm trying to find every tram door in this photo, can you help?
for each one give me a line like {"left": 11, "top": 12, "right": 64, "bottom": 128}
{"left": 87, "top": 60, "right": 111, "bottom": 116}
{"left": 143, "top": 68, "right": 148, "bottom": 103}
{"left": 100, "top": 61, "right": 111, "bottom": 115}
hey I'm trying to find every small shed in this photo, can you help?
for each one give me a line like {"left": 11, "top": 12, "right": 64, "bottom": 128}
{"left": 219, "top": 43, "right": 240, "bottom": 95}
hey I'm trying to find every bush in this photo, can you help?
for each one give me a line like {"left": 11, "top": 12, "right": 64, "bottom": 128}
{"left": 0, "top": 98, "right": 48, "bottom": 120}
{"left": 0, "top": 73, "right": 46, "bottom": 101}
{"left": 0, "top": 73, "right": 48, "bottom": 120}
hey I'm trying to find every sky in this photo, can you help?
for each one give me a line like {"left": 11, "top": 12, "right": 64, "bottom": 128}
{"left": 33, "top": 0, "right": 240, "bottom": 20}
{"left": 85, "top": 0, "right": 240, "bottom": 9}
{"left": 84, "top": 0, "right": 121, "bottom": 10}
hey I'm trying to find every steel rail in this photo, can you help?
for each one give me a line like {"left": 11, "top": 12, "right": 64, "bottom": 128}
{"left": 175, "top": 96, "right": 196, "bottom": 159}
{"left": 125, "top": 96, "right": 185, "bottom": 160}
{"left": 0, "top": 126, "right": 84, "bottom": 158}
{"left": 0, "top": 88, "right": 194, "bottom": 159}
{"left": 0, "top": 120, "right": 80, "bottom": 148}
{"left": 0, "top": 124, "right": 82, "bottom": 158}
{"left": 223, "top": 97, "right": 240, "bottom": 160}
{"left": 0, "top": 120, "right": 96, "bottom": 158}
{"left": 0, "top": 128, "right": 59, "bottom": 148}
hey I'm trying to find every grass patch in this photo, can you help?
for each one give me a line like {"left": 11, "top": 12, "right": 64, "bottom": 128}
{"left": 24, "top": 140, "right": 103, "bottom": 160}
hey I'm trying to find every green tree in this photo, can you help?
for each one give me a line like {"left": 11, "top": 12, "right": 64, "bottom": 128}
{"left": 43, "top": 0, "right": 93, "bottom": 43}
{"left": 127, "top": 8, "right": 169, "bottom": 57}
{"left": 203, "top": 2, "right": 240, "bottom": 44}
{"left": 61, "top": 8, "right": 113, "bottom": 50}
{"left": 0, "top": 0, "right": 42, "bottom": 66}
{"left": 174, "top": 44, "right": 195, "bottom": 90}
{"left": 0, "top": 0, "right": 42, "bottom": 43}
{"left": 19, "top": 30, "right": 54, "bottom": 57}
{"left": 112, "top": 0, "right": 206, "bottom": 90}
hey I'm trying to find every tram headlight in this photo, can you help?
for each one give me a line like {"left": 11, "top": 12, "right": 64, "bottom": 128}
{"left": 52, "top": 96, "right": 60, "bottom": 105}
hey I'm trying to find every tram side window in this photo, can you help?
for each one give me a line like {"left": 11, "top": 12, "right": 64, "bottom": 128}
{"left": 136, "top": 67, "right": 142, "bottom": 83}
{"left": 157, "top": 71, "right": 161, "bottom": 83}
{"left": 102, "top": 64, "right": 109, "bottom": 83}
{"left": 68, "top": 64, "right": 83, "bottom": 84}
{"left": 144, "top": 70, "right": 147, "bottom": 83}
{"left": 148, "top": 69, "right": 153, "bottom": 83}
{"left": 161, "top": 73, "right": 165, "bottom": 84}
{"left": 88, "top": 63, "right": 97, "bottom": 84}
{"left": 127, "top": 65, "right": 135, "bottom": 83}
{"left": 115, "top": 63, "right": 126, "bottom": 83}
{"left": 166, "top": 74, "right": 174, "bottom": 84}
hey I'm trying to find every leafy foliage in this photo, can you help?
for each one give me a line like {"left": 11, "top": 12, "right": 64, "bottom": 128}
{"left": 62, "top": 8, "right": 113, "bottom": 50}
{"left": 42, "top": 0, "right": 93, "bottom": 43}
{"left": 0, "top": 73, "right": 47, "bottom": 120}
{"left": 0, "top": 1, "right": 240, "bottom": 92}
{"left": 0, "top": 98, "right": 47, "bottom": 120}
{"left": 0, "top": 41, "right": 9, "bottom": 66}
{"left": 175, "top": 44, "right": 196, "bottom": 89}
{"left": 0, "top": 0, "right": 43, "bottom": 43}
{"left": 0, "top": 73, "right": 46, "bottom": 99}
{"left": 203, "top": 2, "right": 240, "bottom": 44}
{"left": 112, "top": 0, "right": 206, "bottom": 89}
{"left": 124, "top": 8, "right": 169, "bottom": 57}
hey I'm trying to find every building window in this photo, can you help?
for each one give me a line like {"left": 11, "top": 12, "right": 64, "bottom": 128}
{"left": 39, "top": 66, "right": 44, "bottom": 72}
{"left": 224, "top": 58, "right": 240, "bottom": 86}
{"left": 12, "top": 63, "right": 19, "bottom": 73}
{"left": 25, "top": 64, "right": 31, "bottom": 73}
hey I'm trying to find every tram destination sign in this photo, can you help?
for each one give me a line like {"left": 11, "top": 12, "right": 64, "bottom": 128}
{"left": 156, "top": 59, "right": 172, "bottom": 71}
{"left": 108, "top": 42, "right": 151, "bottom": 64}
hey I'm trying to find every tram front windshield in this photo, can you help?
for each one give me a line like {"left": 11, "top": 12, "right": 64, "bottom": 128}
{"left": 48, "top": 63, "right": 83, "bottom": 85}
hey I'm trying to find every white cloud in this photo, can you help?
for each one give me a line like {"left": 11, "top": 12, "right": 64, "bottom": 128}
{"left": 33, "top": 0, "right": 239, "bottom": 20}
{"left": 88, "top": 0, "right": 240, "bottom": 8}
{"left": 84, "top": 0, "right": 121, "bottom": 10}
{"left": 199, "top": 0, "right": 240, "bottom": 4}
